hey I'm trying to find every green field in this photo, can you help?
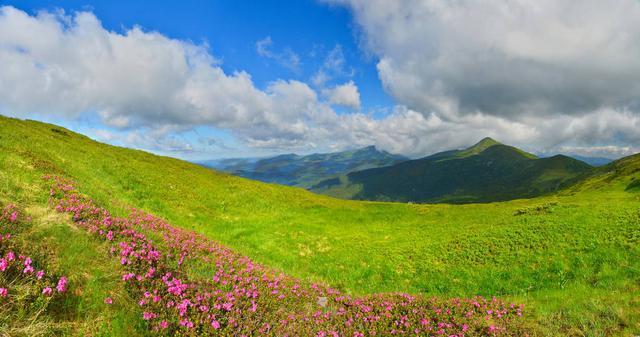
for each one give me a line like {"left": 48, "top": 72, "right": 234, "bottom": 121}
{"left": 0, "top": 115, "right": 639, "bottom": 336}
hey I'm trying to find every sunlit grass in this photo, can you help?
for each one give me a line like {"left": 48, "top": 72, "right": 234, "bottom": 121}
{"left": 0, "top": 115, "right": 638, "bottom": 335}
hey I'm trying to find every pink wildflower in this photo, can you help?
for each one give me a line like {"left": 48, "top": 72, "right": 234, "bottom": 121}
{"left": 0, "top": 288, "right": 7, "bottom": 297}
{"left": 179, "top": 319, "right": 194, "bottom": 328}
{"left": 9, "top": 211, "right": 17, "bottom": 223}
{"left": 56, "top": 276, "right": 68, "bottom": 293}
{"left": 104, "top": 297, "right": 113, "bottom": 305}
{"left": 42, "top": 287, "right": 53, "bottom": 296}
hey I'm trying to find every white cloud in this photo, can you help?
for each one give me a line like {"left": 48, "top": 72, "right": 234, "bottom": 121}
{"left": 326, "top": 0, "right": 640, "bottom": 118}
{"left": 319, "top": 0, "right": 640, "bottom": 157}
{"left": 255, "top": 36, "right": 301, "bottom": 73}
{"left": 255, "top": 36, "right": 273, "bottom": 56}
{"left": 0, "top": 7, "right": 384, "bottom": 155}
{"left": 1, "top": 5, "right": 639, "bottom": 159}
{"left": 553, "top": 146, "right": 639, "bottom": 159}
{"left": 322, "top": 81, "right": 360, "bottom": 109}
{"left": 0, "top": 7, "right": 330, "bottom": 149}
{"left": 311, "top": 44, "right": 352, "bottom": 87}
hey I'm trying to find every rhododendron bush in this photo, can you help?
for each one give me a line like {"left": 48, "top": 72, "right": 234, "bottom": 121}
{"left": 0, "top": 203, "right": 69, "bottom": 327}
{"left": 45, "top": 175, "right": 527, "bottom": 336}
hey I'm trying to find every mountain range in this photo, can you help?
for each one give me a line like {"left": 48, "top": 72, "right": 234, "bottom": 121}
{"left": 200, "top": 138, "right": 617, "bottom": 204}
{"left": 563, "top": 155, "right": 612, "bottom": 166}
{"left": 198, "top": 146, "right": 407, "bottom": 188}
{"left": 311, "top": 137, "right": 594, "bottom": 203}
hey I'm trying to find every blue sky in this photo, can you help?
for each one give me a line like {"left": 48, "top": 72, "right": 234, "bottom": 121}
{"left": 5, "top": 0, "right": 397, "bottom": 158}
{"left": 1, "top": 1, "right": 640, "bottom": 160}
{"left": 10, "top": 0, "right": 392, "bottom": 109}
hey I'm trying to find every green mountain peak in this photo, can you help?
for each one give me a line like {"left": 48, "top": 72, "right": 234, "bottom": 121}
{"left": 456, "top": 137, "right": 502, "bottom": 158}
{"left": 475, "top": 137, "right": 501, "bottom": 147}
{"left": 313, "top": 136, "right": 594, "bottom": 203}
{"left": 469, "top": 137, "right": 501, "bottom": 151}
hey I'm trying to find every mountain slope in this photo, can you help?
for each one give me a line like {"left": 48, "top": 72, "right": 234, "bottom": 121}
{"left": 0, "top": 116, "right": 638, "bottom": 335}
{"left": 313, "top": 138, "right": 593, "bottom": 203}
{"left": 200, "top": 145, "right": 407, "bottom": 188}
{"left": 565, "top": 152, "right": 640, "bottom": 193}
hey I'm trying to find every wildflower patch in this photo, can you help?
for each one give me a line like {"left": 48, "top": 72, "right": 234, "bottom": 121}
{"left": 0, "top": 203, "right": 70, "bottom": 328}
{"left": 45, "top": 175, "right": 527, "bottom": 336}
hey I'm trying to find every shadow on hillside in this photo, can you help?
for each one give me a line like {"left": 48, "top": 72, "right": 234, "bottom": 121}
{"left": 625, "top": 179, "right": 640, "bottom": 191}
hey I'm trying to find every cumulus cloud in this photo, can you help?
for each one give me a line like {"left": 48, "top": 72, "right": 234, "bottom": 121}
{"left": 322, "top": 81, "right": 360, "bottom": 109}
{"left": 1, "top": 4, "right": 639, "bottom": 159}
{"left": 326, "top": 0, "right": 640, "bottom": 117}
{"left": 0, "top": 6, "right": 336, "bottom": 149}
{"left": 320, "top": 0, "right": 640, "bottom": 157}
{"left": 0, "top": 6, "right": 391, "bottom": 154}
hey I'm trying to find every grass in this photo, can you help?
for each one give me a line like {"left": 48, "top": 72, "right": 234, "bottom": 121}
{"left": 0, "top": 202, "right": 147, "bottom": 336}
{"left": 0, "top": 115, "right": 639, "bottom": 335}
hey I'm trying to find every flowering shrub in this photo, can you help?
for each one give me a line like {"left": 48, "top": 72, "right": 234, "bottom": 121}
{"left": 0, "top": 203, "right": 69, "bottom": 325}
{"left": 45, "top": 175, "right": 526, "bottom": 336}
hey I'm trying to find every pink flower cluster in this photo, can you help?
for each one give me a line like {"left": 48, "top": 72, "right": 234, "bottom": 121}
{"left": 0, "top": 204, "right": 68, "bottom": 300}
{"left": 45, "top": 175, "right": 526, "bottom": 336}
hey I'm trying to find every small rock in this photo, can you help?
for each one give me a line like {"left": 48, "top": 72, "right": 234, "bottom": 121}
{"left": 317, "top": 296, "right": 328, "bottom": 308}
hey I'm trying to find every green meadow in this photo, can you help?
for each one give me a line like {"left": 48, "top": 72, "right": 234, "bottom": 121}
{"left": 0, "top": 115, "right": 638, "bottom": 336}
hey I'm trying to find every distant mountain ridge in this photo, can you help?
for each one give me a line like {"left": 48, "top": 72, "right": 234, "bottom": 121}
{"left": 199, "top": 146, "right": 408, "bottom": 188}
{"left": 565, "top": 155, "right": 613, "bottom": 167}
{"left": 312, "top": 138, "right": 593, "bottom": 203}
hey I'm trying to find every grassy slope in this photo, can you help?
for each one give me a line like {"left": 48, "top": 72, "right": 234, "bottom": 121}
{"left": 0, "top": 116, "right": 639, "bottom": 335}
{"left": 0, "top": 155, "right": 147, "bottom": 335}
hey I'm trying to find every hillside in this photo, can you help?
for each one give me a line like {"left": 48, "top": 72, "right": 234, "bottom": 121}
{"left": 313, "top": 138, "right": 593, "bottom": 203}
{"left": 0, "top": 116, "right": 638, "bottom": 336}
{"left": 199, "top": 145, "right": 407, "bottom": 188}
{"left": 565, "top": 152, "right": 640, "bottom": 193}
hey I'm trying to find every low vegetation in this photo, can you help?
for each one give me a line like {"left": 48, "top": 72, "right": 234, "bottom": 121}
{"left": 0, "top": 115, "right": 638, "bottom": 336}
{"left": 44, "top": 175, "right": 526, "bottom": 336}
